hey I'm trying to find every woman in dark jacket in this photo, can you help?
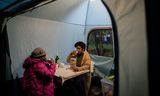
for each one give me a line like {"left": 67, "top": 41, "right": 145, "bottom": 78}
{"left": 21, "top": 47, "right": 56, "bottom": 96}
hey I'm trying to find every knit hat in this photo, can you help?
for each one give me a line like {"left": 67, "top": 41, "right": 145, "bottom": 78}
{"left": 31, "top": 47, "right": 46, "bottom": 58}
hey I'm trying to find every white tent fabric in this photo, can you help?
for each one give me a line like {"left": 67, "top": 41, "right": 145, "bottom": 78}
{"left": 7, "top": 0, "right": 112, "bottom": 79}
{"left": 86, "top": 0, "right": 111, "bottom": 25}
{"left": 22, "top": 0, "right": 111, "bottom": 26}
{"left": 103, "top": 0, "right": 148, "bottom": 96}
{"left": 23, "top": 0, "right": 88, "bottom": 25}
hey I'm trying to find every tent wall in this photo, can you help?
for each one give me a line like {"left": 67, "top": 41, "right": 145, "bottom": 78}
{"left": 7, "top": 15, "right": 84, "bottom": 78}
{"left": 103, "top": 0, "right": 148, "bottom": 96}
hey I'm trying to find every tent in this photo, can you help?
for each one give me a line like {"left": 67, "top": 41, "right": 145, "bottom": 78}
{"left": 6, "top": 0, "right": 113, "bottom": 80}
{"left": 1, "top": 0, "right": 158, "bottom": 96}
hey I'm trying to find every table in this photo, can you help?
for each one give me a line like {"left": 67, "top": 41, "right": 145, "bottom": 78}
{"left": 55, "top": 64, "right": 90, "bottom": 84}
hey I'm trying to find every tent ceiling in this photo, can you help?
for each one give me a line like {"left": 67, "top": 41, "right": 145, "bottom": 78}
{"left": 0, "top": 0, "right": 16, "bottom": 10}
{"left": 0, "top": 0, "right": 56, "bottom": 18}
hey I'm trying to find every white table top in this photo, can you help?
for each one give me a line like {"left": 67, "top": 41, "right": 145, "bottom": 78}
{"left": 55, "top": 64, "right": 89, "bottom": 84}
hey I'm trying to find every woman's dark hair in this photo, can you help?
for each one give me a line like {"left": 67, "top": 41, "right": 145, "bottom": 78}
{"left": 74, "top": 41, "right": 86, "bottom": 50}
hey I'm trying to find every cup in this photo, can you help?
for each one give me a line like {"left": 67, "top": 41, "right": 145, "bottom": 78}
{"left": 71, "top": 50, "right": 78, "bottom": 57}
{"left": 59, "top": 63, "right": 64, "bottom": 68}
{"left": 71, "top": 57, "right": 76, "bottom": 61}
{"left": 47, "top": 58, "right": 54, "bottom": 63}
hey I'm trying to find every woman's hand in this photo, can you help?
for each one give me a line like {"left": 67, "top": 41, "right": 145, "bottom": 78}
{"left": 48, "top": 58, "right": 55, "bottom": 64}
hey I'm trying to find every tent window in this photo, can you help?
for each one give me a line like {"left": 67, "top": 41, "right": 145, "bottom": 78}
{"left": 87, "top": 28, "right": 113, "bottom": 57}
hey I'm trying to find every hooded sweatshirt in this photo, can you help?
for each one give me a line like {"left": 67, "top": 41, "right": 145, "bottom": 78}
{"left": 21, "top": 57, "right": 56, "bottom": 96}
